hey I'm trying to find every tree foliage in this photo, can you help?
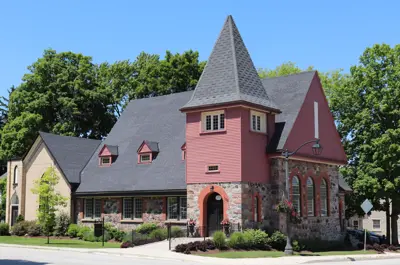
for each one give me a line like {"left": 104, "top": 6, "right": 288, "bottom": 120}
{"left": 328, "top": 44, "right": 400, "bottom": 244}
{"left": 31, "top": 166, "right": 67, "bottom": 235}
{"left": 0, "top": 177, "right": 6, "bottom": 221}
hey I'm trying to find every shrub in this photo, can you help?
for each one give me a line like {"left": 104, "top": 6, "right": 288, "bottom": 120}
{"left": 388, "top": 245, "right": 400, "bottom": 251}
{"left": 174, "top": 240, "right": 216, "bottom": 253}
{"left": 149, "top": 228, "right": 168, "bottom": 240}
{"left": 67, "top": 224, "right": 80, "bottom": 238}
{"left": 292, "top": 240, "right": 303, "bottom": 252}
{"left": 136, "top": 223, "right": 158, "bottom": 234}
{"left": 213, "top": 231, "right": 226, "bottom": 249}
{"left": 83, "top": 230, "right": 102, "bottom": 242}
{"left": 0, "top": 223, "right": 10, "bottom": 235}
{"left": 372, "top": 243, "right": 384, "bottom": 253}
{"left": 121, "top": 241, "right": 133, "bottom": 248}
{"left": 53, "top": 212, "right": 70, "bottom": 236}
{"left": 11, "top": 221, "right": 29, "bottom": 236}
{"left": 26, "top": 221, "right": 41, "bottom": 236}
{"left": 171, "top": 226, "right": 185, "bottom": 238}
{"left": 243, "top": 229, "right": 269, "bottom": 249}
{"left": 228, "top": 232, "right": 245, "bottom": 249}
{"left": 77, "top": 226, "right": 91, "bottom": 239}
{"left": 104, "top": 222, "right": 118, "bottom": 239}
{"left": 113, "top": 230, "right": 126, "bottom": 242}
{"left": 16, "top": 215, "right": 24, "bottom": 223}
{"left": 300, "top": 239, "right": 347, "bottom": 252}
{"left": 132, "top": 237, "right": 159, "bottom": 246}
{"left": 268, "top": 231, "right": 287, "bottom": 251}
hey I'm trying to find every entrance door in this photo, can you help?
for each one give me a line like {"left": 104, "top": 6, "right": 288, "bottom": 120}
{"left": 207, "top": 193, "right": 223, "bottom": 236}
{"left": 11, "top": 206, "right": 18, "bottom": 226}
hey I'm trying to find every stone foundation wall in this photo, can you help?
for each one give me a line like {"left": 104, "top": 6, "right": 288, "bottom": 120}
{"left": 187, "top": 182, "right": 243, "bottom": 225}
{"left": 270, "top": 158, "right": 343, "bottom": 241}
{"left": 75, "top": 197, "right": 171, "bottom": 231}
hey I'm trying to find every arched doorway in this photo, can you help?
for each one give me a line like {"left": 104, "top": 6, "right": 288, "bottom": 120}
{"left": 207, "top": 192, "right": 223, "bottom": 236}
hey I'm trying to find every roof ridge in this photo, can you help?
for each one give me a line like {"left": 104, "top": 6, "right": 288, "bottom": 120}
{"left": 39, "top": 131, "right": 101, "bottom": 142}
{"left": 228, "top": 15, "right": 241, "bottom": 99}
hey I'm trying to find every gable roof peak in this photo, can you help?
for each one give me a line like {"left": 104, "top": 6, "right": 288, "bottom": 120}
{"left": 181, "top": 15, "right": 279, "bottom": 112}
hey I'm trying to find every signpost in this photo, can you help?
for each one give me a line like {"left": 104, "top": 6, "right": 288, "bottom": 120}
{"left": 360, "top": 199, "right": 373, "bottom": 251}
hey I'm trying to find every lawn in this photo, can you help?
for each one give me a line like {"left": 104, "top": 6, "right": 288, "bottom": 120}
{"left": 197, "top": 250, "right": 378, "bottom": 259}
{"left": 0, "top": 236, "right": 121, "bottom": 248}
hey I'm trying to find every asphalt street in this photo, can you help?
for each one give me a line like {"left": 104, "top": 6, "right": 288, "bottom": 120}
{"left": 1, "top": 246, "right": 400, "bottom": 265}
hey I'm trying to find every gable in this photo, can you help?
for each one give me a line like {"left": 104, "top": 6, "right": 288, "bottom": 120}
{"left": 284, "top": 73, "right": 347, "bottom": 164}
{"left": 138, "top": 144, "right": 152, "bottom": 153}
{"left": 99, "top": 145, "right": 112, "bottom": 156}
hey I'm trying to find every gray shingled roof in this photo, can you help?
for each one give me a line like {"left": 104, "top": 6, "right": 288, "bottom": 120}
{"left": 143, "top": 141, "right": 159, "bottom": 152}
{"left": 77, "top": 91, "right": 191, "bottom": 194}
{"left": 262, "top": 71, "right": 316, "bottom": 151}
{"left": 0, "top": 172, "right": 6, "bottom": 180}
{"left": 106, "top": 145, "right": 118, "bottom": 156}
{"left": 181, "top": 15, "right": 278, "bottom": 112}
{"left": 39, "top": 132, "right": 101, "bottom": 184}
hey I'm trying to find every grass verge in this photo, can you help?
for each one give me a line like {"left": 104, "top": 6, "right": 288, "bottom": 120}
{"left": 0, "top": 236, "right": 120, "bottom": 248}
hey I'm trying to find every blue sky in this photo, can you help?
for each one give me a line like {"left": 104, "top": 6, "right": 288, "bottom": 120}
{"left": 1, "top": 0, "right": 399, "bottom": 98}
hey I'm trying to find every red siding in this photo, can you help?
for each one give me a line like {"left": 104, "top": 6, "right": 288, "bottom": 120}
{"left": 139, "top": 144, "right": 151, "bottom": 153}
{"left": 284, "top": 73, "right": 347, "bottom": 163}
{"left": 99, "top": 146, "right": 112, "bottom": 156}
{"left": 241, "top": 108, "right": 270, "bottom": 183}
{"left": 186, "top": 107, "right": 242, "bottom": 183}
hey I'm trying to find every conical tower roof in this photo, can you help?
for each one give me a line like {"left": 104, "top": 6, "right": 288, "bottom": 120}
{"left": 181, "top": 15, "right": 279, "bottom": 112}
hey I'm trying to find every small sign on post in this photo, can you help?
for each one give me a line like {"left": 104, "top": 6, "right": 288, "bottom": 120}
{"left": 361, "top": 199, "right": 373, "bottom": 251}
{"left": 94, "top": 217, "right": 105, "bottom": 247}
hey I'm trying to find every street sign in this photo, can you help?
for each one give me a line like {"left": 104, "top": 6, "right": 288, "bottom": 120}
{"left": 360, "top": 199, "right": 373, "bottom": 252}
{"left": 361, "top": 199, "right": 373, "bottom": 214}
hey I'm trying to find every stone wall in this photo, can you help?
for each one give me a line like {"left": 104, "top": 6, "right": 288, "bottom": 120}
{"left": 270, "top": 158, "right": 343, "bottom": 241}
{"left": 187, "top": 182, "right": 242, "bottom": 225}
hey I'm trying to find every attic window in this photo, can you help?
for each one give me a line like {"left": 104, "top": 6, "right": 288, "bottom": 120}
{"left": 207, "top": 165, "right": 219, "bottom": 173}
{"left": 140, "top": 154, "right": 151, "bottom": 163}
{"left": 100, "top": 157, "right": 111, "bottom": 166}
{"left": 202, "top": 110, "right": 225, "bottom": 132}
{"left": 250, "top": 110, "right": 266, "bottom": 133}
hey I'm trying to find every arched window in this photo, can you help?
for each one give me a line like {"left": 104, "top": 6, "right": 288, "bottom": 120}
{"left": 307, "top": 177, "right": 315, "bottom": 216}
{"left": 320, "top": 179, "right": 328, "bottom": 216}
{"left": 291, "top": 176, "right": 301, "bottom": 215}
{"left": 13, "top": 166, "right": 18, "bottom": 184}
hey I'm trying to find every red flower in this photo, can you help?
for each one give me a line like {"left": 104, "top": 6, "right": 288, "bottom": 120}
{"left": 292, "top": 211, "right": 296, "bottom": 217}
{"left": 287, "top": 201, "right": 293, "bottom": 207}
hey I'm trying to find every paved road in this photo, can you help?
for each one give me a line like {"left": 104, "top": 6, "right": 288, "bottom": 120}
{"left": 1, "top": 246, "right": 400, "bottom": 265}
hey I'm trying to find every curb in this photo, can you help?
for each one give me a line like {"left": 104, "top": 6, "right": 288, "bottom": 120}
{"left": 302, "top": 253, "right": 400, "bottom": 264}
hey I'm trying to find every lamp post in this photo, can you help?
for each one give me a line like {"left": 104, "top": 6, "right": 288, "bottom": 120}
{"left": 282, "top": 139, "right": 322, "bottom": 255}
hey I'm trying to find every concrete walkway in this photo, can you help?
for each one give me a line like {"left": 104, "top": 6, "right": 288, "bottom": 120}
{"left": 1, "top": 242, "right": 400, "bottom": 265}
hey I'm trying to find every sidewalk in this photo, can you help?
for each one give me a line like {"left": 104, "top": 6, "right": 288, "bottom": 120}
{"left": 1, "top": 242, "right": 400, "bottom": 265}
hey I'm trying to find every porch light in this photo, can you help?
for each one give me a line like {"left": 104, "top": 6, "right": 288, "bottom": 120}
{"left": 312, "top": 139, "right": 323, "bottom": 156}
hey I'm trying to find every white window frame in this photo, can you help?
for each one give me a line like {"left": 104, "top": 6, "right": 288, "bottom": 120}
{"left": 291, "top": 176, "right": 301, "bottom": 215}
{"left": 307, "top": 177, "right": 315, "bottom": 217}
{"left": 167, "top": 196, "right": 187, "bottom": 220}
{"left": 84, "top": 198, "right": 102, "bottom": 219}
{"left": 123, "top": 197, "right": 143, "bottom": 220}
{"left": 353, "top": 220, "right": 359, "bottom": 229}
{"left": 372, "top": 219, "right": 381, "bottom": 230}
{"left": 250, "top": 110, "right": 266, "bottom": 133}
{"left": 13, "top": 166, "right": 18, "bottom": 184}
{"left": 140, "top": 154, "right": 151, "bottom": 162}
{"left": 201, "top": 110, "right": 225, "bottom": 132}
{"left": 179, "top": 197, "right": 187, "bottom": 220}
{"left": 320, "top": 178, "right": 328, "bottom": 217}
{"left": 207, "top": 164, "right": 219, "bottom": 173}
{"left": 100, "top": 157, "right": 111, "bottom": 165}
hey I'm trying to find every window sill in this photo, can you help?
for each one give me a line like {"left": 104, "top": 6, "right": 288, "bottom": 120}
{"left": 249, "top": 130, "right": 267, "bottom": 135}
{"left": 165, "top": 220, "right": 188, "bottom": 224}
{"left": 81, "top": 219, "right": 101, "bottom": 222}
{"left": 206, "top": 171, "right": 220, "bottom": 174}
{"left": 200, "top": 130, "right": 226, "bottom": 135}
{"left": 121, "top": 219, "right": 143, "bottom": 223}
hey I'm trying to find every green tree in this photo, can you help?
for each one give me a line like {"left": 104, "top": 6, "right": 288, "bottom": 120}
{"left": 328, "top": 44, "right": 400, "bottom": 244}
{"left": 31, "top": 166, "right": 67, "bottom": 240}
{"left": 0, "top": 176, "right": 6, "bottom": 221}
{"left": 258, "top": 61, "right": 314, "bottom": 78}
{"left": 0, "top": 49, "right": 117, "bottom": 160}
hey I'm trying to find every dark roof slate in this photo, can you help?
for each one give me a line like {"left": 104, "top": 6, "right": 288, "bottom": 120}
{"left": 39, "top": 132, "right": 101, "bottom": 184}
{"left": 143, "top": 141, "right": 159, "bottom": 153}
{"left": 181, "top": 15, "right": 278, "bottom": 112}
{"left": 339, "top": 175, "right": 352, "bottom": 192}
{"left": 106, "top": 145, "right": 119, "bottom": 156}
{"left": 262, "top": 71, "right": 316, "bottom": 151}
{"left": 77, "top": 91, "right": 191, "bottom": 194}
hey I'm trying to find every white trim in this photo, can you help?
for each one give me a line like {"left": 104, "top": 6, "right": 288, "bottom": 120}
{"left": 372, "top": 219, "right": 381, "bottom": 231}
{"left": 250, "top": 110, "right": 266, "bottom": 133}
{"left": 140, "top": 154, "right": 151, "bottom": 162}
{"left": 207, "top": 164, "right": 219, "bottom": 172}
{"left": 201, "top": 110, "right": 225, "bottom": 132}
{"left": 314, "top": 101, "right": 319, "bottom": 139}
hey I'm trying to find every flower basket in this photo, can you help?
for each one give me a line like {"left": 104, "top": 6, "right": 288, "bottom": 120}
{"left": 220, "top": 219, "right": 230, "bottom": 236}
{"left": 188, "top": 219, "right": 196, "bottom": 236}
{"left": 275, "top": 200, "right": 302, "bottom": 225}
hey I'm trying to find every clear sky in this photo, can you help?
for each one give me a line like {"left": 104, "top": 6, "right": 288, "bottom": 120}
{"left": 1, "top": 0, "right": 399, "bottom": 98}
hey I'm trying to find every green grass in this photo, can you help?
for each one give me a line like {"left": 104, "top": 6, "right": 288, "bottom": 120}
{"left": 0, "top": 236, "right": 121, "bottom": 248}
{"left": 197, "top": 250, "right": 378, "bottom": 259}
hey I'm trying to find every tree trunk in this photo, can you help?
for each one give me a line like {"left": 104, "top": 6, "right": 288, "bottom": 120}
{"left": 385, "top": 199, "right": 391, "bottom": 244}
{"left": 391, "top": 202, "right": 399, "bottom": 245}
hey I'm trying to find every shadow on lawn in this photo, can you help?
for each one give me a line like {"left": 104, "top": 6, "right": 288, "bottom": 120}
{"left": 0, "top": 260, "right": 48, "bottom": 265}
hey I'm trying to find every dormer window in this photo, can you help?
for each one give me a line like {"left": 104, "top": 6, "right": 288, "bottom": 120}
{"left": 181, "top": 143, "right": 186, "bottom": 161}
{"left": 98, "top": 144, "right": 118, "bottom": 167}
{"left": 202, "top": 110, "right": 225, "bottom": 132}
{"left": 140, "top": 154, "right": 151, "bottom": 163}
{"left": 137, "top": 140, "right": 159, "bottom": 164}
{"left": 250, "top": 110, "right": 266, "bottom": 133}
{"left": 100, "top": 157, "right": 111, "bottom": 166}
